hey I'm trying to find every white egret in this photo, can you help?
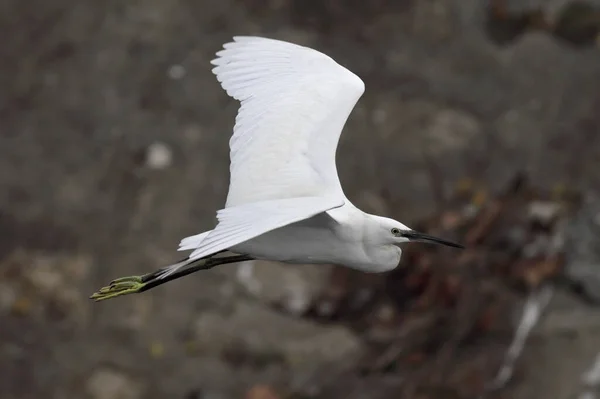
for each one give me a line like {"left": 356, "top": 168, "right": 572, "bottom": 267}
{"left": 91, "top": 36, "right": 463, "bottom": 301}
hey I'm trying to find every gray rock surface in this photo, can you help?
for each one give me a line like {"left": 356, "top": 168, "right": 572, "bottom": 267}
{"left": 86, "top": 368, "right": 143, "bottom": 399}
{"left": 2, "top": 0, "right": 600, "bottom": 398}
{"left": 564, "top": 198, "right": 600, "bottom": 303}
{"left": 514, "top": 291, "right": 600, "bottom": 399}
{"left": 191, "top": 301, "right": 361, "bottom": 368}
{"left": 235, "top": 260, "right": 332, "bottom": 315}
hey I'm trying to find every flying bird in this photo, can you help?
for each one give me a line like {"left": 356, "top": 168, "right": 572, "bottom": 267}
{"left": 91, "top": 36, "right": 463, "bottom": 301}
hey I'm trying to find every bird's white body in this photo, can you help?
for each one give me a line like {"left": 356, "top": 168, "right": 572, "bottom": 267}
{"left": 231, "top": 206, "right": 402, "bottom": 273}
{"left": 159, "top": 36, "right": 443, "bottom": 279}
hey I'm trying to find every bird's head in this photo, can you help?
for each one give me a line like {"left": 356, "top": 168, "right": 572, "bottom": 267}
{"left": 375, "top": 216, "right": 464, "bottom": 249}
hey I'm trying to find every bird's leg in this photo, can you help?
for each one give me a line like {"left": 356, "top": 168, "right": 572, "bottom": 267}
{"left": 90, "top": 253, "right": 253, "bottom": 302}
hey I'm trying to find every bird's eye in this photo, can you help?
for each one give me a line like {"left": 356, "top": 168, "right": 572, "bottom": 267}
{"left": 391, "top": 228, "right": 400, "bottom": 235}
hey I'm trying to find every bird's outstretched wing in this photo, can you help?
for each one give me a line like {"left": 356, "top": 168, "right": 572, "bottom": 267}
{"left": 211, "top": 36, "right": 365, "bottom": 208}
{"left": 162, "top": 196, "right": 344, "bottom": 278}
{"left": 188, "top": 195, "right": 343, "bottom": 260}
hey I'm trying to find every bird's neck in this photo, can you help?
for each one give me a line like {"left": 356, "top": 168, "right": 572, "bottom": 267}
{"left": 363, "top": 213, "right": 402, "bottom": 271}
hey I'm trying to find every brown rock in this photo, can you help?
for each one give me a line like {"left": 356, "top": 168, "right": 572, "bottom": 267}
{"left": 245, "top": 384, "right": 280, "bottom": 399}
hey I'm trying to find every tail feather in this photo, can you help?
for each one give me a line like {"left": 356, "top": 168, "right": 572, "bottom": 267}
{"left": 178, "top": 230, "right": 211, "bottom": 251}
{"left": 165, "top": 230, "right": 214, "bottom": 279}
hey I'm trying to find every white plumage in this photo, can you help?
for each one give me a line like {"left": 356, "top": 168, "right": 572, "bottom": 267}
{"left": 213, "top": 36, "right": 364, "bottom": 208}
{"left": 157, "top": 35, "right": 462, "bottom": 280}
{"left": 167, "top": 36, "right": 366, "bottom": 274}
{"left": 92, "top": 36, "right": 463, "bottom": 295}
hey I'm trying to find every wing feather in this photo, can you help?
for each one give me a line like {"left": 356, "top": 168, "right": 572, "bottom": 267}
{"left": 162, "top": 196, "right": 344, "bottom": 278}
{"left": 188, "top": 196, "right": 343, "bottom": 260}
{"left": 211, "top": 36, "right": 365, "bottom": 207}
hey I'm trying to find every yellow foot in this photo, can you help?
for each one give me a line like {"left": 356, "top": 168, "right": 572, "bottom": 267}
{"left": 90, "top": 275, "right": 146, "bottom": 302}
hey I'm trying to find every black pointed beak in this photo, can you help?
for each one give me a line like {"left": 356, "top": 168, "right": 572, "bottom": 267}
{"left": 401, "top": 230, "right": 464, "bottom": 249}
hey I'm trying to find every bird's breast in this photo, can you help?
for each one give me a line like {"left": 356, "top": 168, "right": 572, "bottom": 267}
{"left": 230, "top": 219, "right": 344, "bottom": 264}
{"left": 342, "top": 245, "right": 401, "bottom": 273}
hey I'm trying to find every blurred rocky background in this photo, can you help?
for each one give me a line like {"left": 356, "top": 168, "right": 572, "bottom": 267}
{"left": 2, "top": 0, "right": 600, "bottom": 398}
